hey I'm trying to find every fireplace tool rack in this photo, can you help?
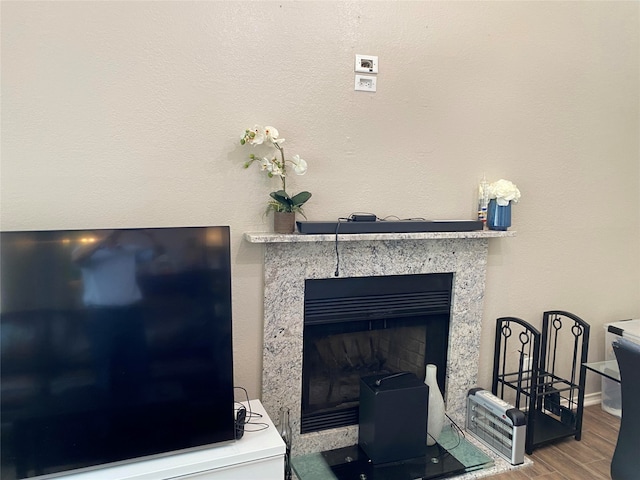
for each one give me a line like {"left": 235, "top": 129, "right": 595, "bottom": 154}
{"left": 491, "top": 311, "right": 590, "bottom": 455}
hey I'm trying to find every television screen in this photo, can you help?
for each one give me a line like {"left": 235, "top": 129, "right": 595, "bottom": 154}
{"left": 0, "top": 226, "right": 235, "bottom": 479}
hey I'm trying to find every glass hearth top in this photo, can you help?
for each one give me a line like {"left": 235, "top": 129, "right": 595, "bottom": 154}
{"left": 291, "top": 423, "right": 494, "bottom": 480}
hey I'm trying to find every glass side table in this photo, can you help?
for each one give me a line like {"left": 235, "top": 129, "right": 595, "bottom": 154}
{"left": 291, "top": 424, "right": 494, "bottom": 480}
{"left": 583, "top": 360, "right": 621, "bottom": 383}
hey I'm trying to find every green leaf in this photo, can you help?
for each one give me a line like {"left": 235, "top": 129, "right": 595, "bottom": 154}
{"left": 291, "top": 191, "right": 312, "bottom": 207}
{"left": 268, "top": 190, "right": 311, "bottom": 213}
{"left": 271, "top": 190, "right": 290, "bottom": 199}
{"left": 270, "top": 191, "right": 293, "bottom": 209}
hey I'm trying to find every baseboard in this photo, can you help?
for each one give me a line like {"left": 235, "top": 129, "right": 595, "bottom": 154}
{"left": 583, "top": 391, "right": 601, "bottom": 407}
{"left": 524, "top": 391, "right": 602, "bottom": 410}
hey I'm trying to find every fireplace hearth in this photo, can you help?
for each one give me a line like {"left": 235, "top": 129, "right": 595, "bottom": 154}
{"left": 245, "top": 229, "right": 513, "bottom": 456}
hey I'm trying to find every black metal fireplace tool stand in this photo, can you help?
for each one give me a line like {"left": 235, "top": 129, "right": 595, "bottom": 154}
{"left": 491, "top": 310, "right": 590, "bottom": 455}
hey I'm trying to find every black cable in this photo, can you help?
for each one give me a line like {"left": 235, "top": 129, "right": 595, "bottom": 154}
{"left": 442, "top": 412, "right": 465, "bottom": 450}
{"left": 334, "top": 212, "right": 429, "bottom": 275}
{"left": 379, "top": 215, "right": 426, "bottom": 221}
{"left": 426, "top": 413, "right": 465, "bottom": 463}
{"left": 334, "top": 217, "right": 349, "bottom": 276}
{"left": 334, "top": 212, "right": 381, "bottom": 276}
{"left": 234, "top": 386, "right": 268, "bottom": 432}
{"left": 374, "top": 371, "right": 412, "bottom": 386}
{"left": 234, "top": 386, "right": 251, "bottom": 420}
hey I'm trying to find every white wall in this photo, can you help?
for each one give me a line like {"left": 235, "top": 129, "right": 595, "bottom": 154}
{"left": 2, "top": 1, "right": 639, "bottom": 399}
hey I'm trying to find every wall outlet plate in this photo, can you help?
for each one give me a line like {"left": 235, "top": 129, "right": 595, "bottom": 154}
{"left": 355, "top": 74, "right": 377, "bottom": 92}
{"left": 355, "top": 54, "right": 378, "bottom": 74}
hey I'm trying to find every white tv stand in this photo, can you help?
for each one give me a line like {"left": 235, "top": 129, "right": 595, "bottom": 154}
{"left": 60, "top": 399, "right": 285, "bottom": 480}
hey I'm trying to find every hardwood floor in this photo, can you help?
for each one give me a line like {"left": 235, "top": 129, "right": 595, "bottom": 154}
{"left": 489, "top": 405, "right": 620, "bottom": 479}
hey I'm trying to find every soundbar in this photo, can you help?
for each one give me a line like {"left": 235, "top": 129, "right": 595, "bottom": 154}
{"left": 296, "top": 220, "right": 483, "bottom": 234}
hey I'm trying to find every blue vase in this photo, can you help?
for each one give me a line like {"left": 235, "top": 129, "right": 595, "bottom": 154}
{"left": 487, "top": 199, "right": 511, "bottom": 230}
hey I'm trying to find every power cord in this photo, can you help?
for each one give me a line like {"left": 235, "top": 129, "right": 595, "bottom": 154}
{"left": 332, "top": 212, "right": 428, "bottom": 276}
{"left": 234, "top": 386, "right": 269, "bottom": 432}
{"left": 374, "top": 371, "right": 412, "bottom": 386}
{"left": 426, "top": 413, "right": 466, "bottom": 464}
{"left": 334, "top": 212, "right": 379, "bottom": 277}
{"left": 334, "top": 217, "right": 349, "bottom": 276}
{"left": 380, "top": 215, "right": 426, "bottom": 221}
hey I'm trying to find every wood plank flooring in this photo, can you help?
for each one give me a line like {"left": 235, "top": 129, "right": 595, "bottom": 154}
{"left": 489, "top": 405, "right": 620, "bottom": 479}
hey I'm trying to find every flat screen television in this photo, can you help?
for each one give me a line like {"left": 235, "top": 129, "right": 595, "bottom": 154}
{"left": 0, "top": 226, "right": 236, "bottom": 479}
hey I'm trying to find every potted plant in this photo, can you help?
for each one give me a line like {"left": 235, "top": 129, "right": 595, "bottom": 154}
{"left": 240, "top": 125, "right": 311, "bottom": 233}
{"left": 486, "top": 179, "right": 521, "bottom": 231}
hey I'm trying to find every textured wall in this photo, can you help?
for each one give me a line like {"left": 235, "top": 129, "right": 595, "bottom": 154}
{"left": 2, "top": 1, "right": 639, "bottom": 399}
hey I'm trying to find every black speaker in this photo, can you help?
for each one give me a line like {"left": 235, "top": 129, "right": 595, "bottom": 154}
{"left": 358, "top": 372, "right": 428, "bottom": 464}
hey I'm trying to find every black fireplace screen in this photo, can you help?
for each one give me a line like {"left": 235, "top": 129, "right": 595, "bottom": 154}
{"left": 301, "top": 273, "right": 453, "bottom": 433}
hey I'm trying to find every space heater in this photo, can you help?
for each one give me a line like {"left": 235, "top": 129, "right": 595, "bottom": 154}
{"left": 466, "top": 388, "right": 526, "bottom": 465}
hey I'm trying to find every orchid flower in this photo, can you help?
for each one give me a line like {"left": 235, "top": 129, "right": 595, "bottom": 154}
{"left": 264, "top": 126, "right": 285, "bottom": 145}
{"left": 240, "top": 124, "right": 312, "bottom": 216}
{"left": 240, "top": 125, "right": 266, "bottom": 146}
{"left": 290, "top": 155, "right": 307, "bottom": 175}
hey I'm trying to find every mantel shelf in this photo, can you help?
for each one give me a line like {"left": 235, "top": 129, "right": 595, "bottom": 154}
{"left": 244, "top": 230, "right": 515, "bottom": 244}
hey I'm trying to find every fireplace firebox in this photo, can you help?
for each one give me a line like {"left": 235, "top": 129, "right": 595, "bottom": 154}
{"left": 301, "top": 273, "right": 453, "bottom": 433}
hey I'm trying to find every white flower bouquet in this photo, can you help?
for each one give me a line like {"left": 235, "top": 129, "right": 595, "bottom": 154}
{"left": 240, "top": 125, "right": 311, "bottom": 216}
{"left": 487, "top": 179, "right": 521, "bottom": 206}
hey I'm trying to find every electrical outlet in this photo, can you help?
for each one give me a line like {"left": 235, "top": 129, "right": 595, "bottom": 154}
{"left": 355, "top": 74, "right": 377, "bottom": 92}
{"left": 355, "top": 54, "right": 379, "bottom": 74}
{"left": 514, "top": 351, "right": 534, "bottom": 379}
{"left": 523, "top": 354, "right": 534, "bottom": 372}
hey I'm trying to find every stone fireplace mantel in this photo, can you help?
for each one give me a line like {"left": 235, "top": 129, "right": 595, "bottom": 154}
{"left": 245, "top": 229, "right": 514, "bottom": 455}
{"left": 244, "top": 230, "right": 514, "bottom": 244}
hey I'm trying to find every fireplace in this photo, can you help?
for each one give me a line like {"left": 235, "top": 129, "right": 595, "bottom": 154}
{"left": 301, "top": 273, "right": 452, "bottom": 433}
{"left": 246, "top": 230, "right": 513, "bottom": 455}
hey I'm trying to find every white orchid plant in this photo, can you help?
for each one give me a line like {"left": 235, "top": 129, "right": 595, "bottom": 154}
{"left": 488, "top": 179, "right": 521, "bottom": 206}
{"left": 240, "top": 125, "right": 311, "bottom": 216}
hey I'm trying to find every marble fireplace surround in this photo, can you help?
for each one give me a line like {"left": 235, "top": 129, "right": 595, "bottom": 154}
{"left": 245, "top": 230, "right": 513, "bottom": 456}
